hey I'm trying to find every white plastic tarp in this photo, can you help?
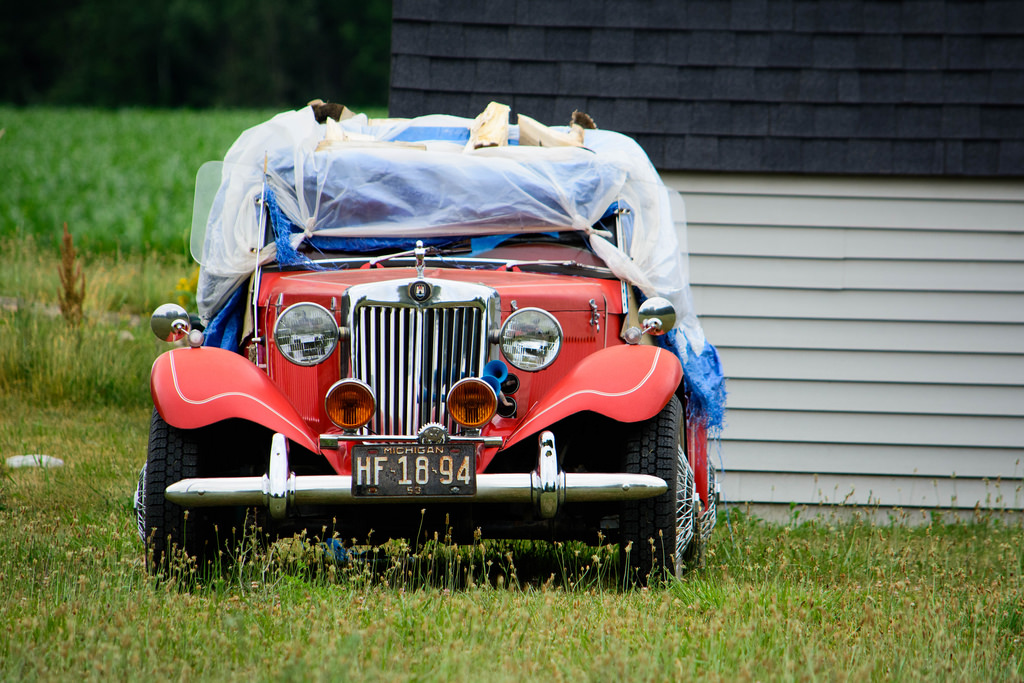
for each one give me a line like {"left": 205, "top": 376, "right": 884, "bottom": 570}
{"left": 195, "top": 107, "right": 706, "bottom": 355}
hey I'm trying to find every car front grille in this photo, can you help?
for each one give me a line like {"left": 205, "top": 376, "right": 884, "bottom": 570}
{"left": 352, "top": 303, "right": 488, "bottom": 434}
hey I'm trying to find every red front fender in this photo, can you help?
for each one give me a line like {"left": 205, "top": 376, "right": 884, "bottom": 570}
{"left": 503, "top": 345, "right": 682, "bottom": 449}
{"left": 151, "top": 347, "right": 320, "bottom": 454}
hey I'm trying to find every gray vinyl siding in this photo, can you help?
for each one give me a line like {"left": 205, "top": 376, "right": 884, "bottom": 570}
{"left": 665, "top": 172, "right": 1024, "bottom": 512}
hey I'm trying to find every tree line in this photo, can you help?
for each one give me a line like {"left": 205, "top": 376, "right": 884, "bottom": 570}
{"left": 2, "top": 0, "right": 391, "bottom": 109}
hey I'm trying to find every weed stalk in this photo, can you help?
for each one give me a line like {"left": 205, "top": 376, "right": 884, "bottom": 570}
{"left": 57, "top": 223, "right": 86, "bottom": 328}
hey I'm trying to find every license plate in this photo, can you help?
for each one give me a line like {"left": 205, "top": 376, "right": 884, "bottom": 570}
{"left": 351, "top": 444, "right": 476, "bottom": 497}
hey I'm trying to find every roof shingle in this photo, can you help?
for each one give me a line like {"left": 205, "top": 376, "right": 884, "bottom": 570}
{"left": 389, "top": 0, "right": 1024, "bottom": 176}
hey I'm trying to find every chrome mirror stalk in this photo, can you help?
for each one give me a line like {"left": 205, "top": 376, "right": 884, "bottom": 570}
{"left": 151, "top": 303, "right": 191, "bottom": 342}
{"left": 637, "top": 297, "right": 676, "bottom": 336}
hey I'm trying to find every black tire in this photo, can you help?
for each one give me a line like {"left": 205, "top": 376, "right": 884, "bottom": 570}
{"left": 621, "top": 395, "right": 700, "bottom": 583}
{"left": 143, "top": 409, "right": 224, "bottom": 574}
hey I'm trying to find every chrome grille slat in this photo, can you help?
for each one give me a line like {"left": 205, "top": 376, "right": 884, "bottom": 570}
{"left": 412, "top": 309, "right": 422, "bottom": 429}
{"left": 395, "top": 309, "right": 403, "bottom": 432}
{"left": 431, "top": 310, "right": 441, "bottom": 424}
{"left": 353, "top": 303, "right": 486, "bottom": 434}
{"left": 388, "top": 307, "right": 397, "bottom": 434}
{"left": 460, "top": 310, "right": 469, "bottom": 382}
{"left": 453, "top": 310, "right": 462, "bottom": 406}
{"left": 359, "top": 308, "right": 371, "bottom": 400}
{"left": 439, "top": 309, "right": 449, "bottom": 421}
{"left": 373, "top": 307, "right": 382, "bottom": 432}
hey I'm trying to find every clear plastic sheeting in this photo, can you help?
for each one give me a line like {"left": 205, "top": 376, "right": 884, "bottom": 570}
{"left": 195, "top": 106, "right": 707, "bottom": 356}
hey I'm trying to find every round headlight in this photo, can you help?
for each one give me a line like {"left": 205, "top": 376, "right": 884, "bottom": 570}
{"left": 325, "top": 379, "right": 376, "bottom": 430}
{"left": 273, "top": 303, "right": 339, "bottom": 366}
{"left": 447, "top": 377, "right": 497, "bottom": 429}
{"left": 500, "top": 308, "right": 562, "bottom": 371}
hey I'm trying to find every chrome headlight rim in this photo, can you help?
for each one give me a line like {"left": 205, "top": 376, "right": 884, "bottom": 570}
{"left": 273, "top": 302, "right": 340, "bottom": 367}
{"left": 499, "top": 307, "right": 563, "bottom": 372}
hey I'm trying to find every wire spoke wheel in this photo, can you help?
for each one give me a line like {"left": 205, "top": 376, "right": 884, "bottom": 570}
{"left": 673, "top": 442, "right": 697, "bottom": 575}
{"left": 133, "top": 462, "right": 147, "bottom": 544}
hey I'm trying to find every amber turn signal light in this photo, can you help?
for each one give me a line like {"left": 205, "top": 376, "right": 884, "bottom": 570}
{"left": 324, "top": 379, "right": 375, "bottom": 430}
{"left": 447, "top": 377, "right": 497, "bottom": 429}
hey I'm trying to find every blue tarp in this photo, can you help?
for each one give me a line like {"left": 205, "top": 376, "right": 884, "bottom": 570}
{"left": 657, "top": 331, "right": 726, "bottom": 431}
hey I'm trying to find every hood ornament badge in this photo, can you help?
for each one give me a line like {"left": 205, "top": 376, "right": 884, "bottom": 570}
{"left": 409, "top": 240, "right": 433, "bottom": 302}
{"left": 414, "top": 239, "right": 426, "bottom": 280}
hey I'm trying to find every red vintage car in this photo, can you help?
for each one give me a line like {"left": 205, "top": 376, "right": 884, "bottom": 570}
{"left": 135, "top": 103, "right": 725, "bottom": 582}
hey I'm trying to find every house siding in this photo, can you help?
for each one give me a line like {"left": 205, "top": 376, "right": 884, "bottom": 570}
{"left": 666, "top": 171, "right": 1024, "bottom": 511}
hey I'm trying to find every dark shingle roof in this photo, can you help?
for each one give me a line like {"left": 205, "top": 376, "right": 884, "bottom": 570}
{"left": 388, "top": 0, "right": 1024, "bottom": 176}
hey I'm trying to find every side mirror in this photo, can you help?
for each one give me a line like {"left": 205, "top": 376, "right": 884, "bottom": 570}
{"left": 637, "top": 297, "right": 676, "bottom": 336}
{"left": 151, "top": 303, "right": 192, "bottom": 342}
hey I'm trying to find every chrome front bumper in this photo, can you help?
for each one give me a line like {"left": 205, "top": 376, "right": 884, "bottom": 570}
{"left": 164, "top": 431, "right": 667, "bottom": 520}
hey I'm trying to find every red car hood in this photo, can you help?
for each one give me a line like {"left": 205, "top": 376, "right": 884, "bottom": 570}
{"left": 259, "top": 267, "right": 623, "bottom": 313}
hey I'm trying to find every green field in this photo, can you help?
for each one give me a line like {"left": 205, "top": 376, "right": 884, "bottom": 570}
{"left": 1, "top": 107, "right": 282, "bottom": 255}
{"left": 1, "top": 107, "right": 1022, "bottom": 680}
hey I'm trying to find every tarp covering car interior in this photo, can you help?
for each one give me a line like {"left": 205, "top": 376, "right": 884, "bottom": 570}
{"left": 194, "top": 105, "right": 726, "bottom": 428}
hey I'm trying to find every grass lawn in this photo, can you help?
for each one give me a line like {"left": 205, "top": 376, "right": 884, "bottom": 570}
{"left": 1, "top": 384, "right": 1021, "bottom": 680}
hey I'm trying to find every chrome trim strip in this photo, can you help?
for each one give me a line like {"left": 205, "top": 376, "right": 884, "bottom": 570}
{"left": 319, "top": 434, "right": 503, "bottom": 449}
{"left": 165, "top": 471, "right": 667, "bottom": 508}
{"left": 284, "top": 256, "right": 615, "bottom": 278}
